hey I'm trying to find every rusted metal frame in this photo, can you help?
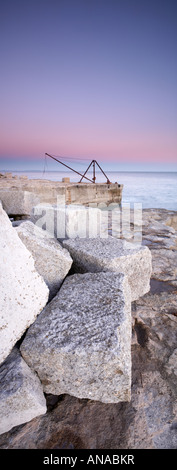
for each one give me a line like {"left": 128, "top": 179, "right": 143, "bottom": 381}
{"left": 95, "top": 160, "right": 111, "bottom": 184}
{"left": 79, "top": 160, "right": 95, "bottom": 183}
{"left": 45, "top": 153, "right": 94, "bottom": 183}
{"left": 45, "top": 153, "right": 112, "bottom": 184}
{"left": 92, "top": 160, "right": 96, "bottom": 182}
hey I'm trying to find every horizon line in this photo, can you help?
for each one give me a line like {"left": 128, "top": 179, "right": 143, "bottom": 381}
{"left": 1, "top": 169, "right": 177, "bottom": 174}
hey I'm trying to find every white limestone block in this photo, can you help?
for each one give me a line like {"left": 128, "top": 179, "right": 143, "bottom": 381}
{"left": 31, "top": 203, "right": 104, "bottom": 239}
{"left": 62, "top": 237, "right": 152, "bottom": 301}
{"left": 16, "top": 221, "right": 73, "bottom": 300}
{"left": 21, "top": 272, "right": 132, "bottom": 403}
{"left": 0, "top": 202, "right": 49, "bottom": 364}
{"left": 0, "top": 189, "right": 39, "bottom": 215}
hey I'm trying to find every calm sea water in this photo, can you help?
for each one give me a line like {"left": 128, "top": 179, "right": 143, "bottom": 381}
{"left": 7, "top": 170, "right": 177, "bottom": 211}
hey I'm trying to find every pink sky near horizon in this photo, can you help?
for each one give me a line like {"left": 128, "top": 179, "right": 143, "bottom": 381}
{"left": 1, "top": 124, "right": 177, "bottom": 163}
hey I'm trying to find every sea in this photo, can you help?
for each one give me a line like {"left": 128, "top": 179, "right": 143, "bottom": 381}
{"left": 5, "top": 170, "right": 177, "bottom": 211}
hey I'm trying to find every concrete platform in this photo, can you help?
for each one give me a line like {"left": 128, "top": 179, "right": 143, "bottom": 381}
{"left": 0, "top": 177, "right": 123, "bottom": 215}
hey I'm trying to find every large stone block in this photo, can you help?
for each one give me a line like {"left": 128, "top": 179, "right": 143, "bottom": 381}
{"left": 62, "top": 237, "right": 152, "bottom": 301}
{"left": 16, "top": 221, "right": 73, "bottom": 300}
{"left": 0, "top": 189, "right": 39, "bottom": 216}
{"left": 31, "top": 203, "right": 105, "bottom": 239}
{"left": 0, "top": 348, "right": 46, "bottom": 435}
{"left": 0, "top": 202, "right": 49, "bottom": 364}
{"left": 21, "top": 272, "right": 132, "bottom": 403}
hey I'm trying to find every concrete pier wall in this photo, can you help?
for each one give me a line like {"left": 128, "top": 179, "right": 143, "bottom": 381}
{"left": 65, "top": 183, "right": 123, "bottom": 205}
{"left": 0, "top": 177, "right": 123, "bottom": 215}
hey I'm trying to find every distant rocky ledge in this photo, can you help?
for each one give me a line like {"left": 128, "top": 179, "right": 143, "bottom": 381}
{"left": 0, "top": 181, "right": 177, "bottom": 448}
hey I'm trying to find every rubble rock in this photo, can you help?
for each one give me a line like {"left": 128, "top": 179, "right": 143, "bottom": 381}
{"left": 16, "top": 221, "right": 73, "bottom": 300}
{"left": 21, "top": 272, "right": 132, "bottom": 403}
{"left": 2, "top": 289, "right": 176, "bottom": 449}
{"left": 0, "top": 348, "right": 46, "bottom": 435}
{"left": 0, "top": 202, "right": 49, "bottom": 364}
{"left": 0, "top": 208, "right": 177, "bottom": 450}
{"left": 62, "top": 237, "right": 152, "bottom": 301}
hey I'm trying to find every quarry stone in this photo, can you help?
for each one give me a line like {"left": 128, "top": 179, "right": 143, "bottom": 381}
{"left": 16, "top": 221, "right": 73, "bottom": 300}
{"left": 0, "top": 189, "right": 39, "bottom": 216}
{"left": 31, "top": 203, "right": 104, "bottom": 239}
{"left": 1, "top": 209, "right": 177, "bottom": 450}
{"left": 0, "top": 347, "right": 46, "bottom": 435}
{"left": 62, "top": 237, "right": 152, "bottom": 301}
{"left": 0, "top": 202, "right": 49, "bottom": 364}
{"left": 21, "top": 272, "right": 132, "bottom": 403}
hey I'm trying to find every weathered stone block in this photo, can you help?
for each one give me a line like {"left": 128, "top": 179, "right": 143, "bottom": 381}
{"left": 31, "top": 203, "right": 104, "bottom": 239}
{"left": 0, "top": 348, "right": 46, "bottom": 435}
{"left": 0, "top": 202, "right": 49, "bottom": 364}
{"left": 21, "top": 272, "right": 132, "bottom": 403}
{"left": 16, "top": 221, "right": 73, "bottom": 300}
{"left": 0, "top": 189, "right": 39, "bottom": 216}
{"left": 62, "top": 237, "right": 152, "bottom": 301}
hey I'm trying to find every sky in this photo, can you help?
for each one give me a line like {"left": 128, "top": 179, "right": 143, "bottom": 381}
{"left": 0, "top": 0, "right": 177, "bottom": 172}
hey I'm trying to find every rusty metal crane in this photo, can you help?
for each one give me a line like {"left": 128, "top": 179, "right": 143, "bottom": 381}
{"left": 45, "top": 153, "right": 111, "bottom": 184}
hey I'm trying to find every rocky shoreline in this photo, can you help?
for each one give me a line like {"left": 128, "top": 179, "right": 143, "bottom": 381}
{"left": 0, "top": 200, "right": 177, "bottom": 449}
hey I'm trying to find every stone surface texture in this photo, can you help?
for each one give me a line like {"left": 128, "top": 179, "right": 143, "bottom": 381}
{"left": 0, "top": 208, "right": 177, "bottom": 450}
{"left": 0, "top": 176, "right": 123, "bottom": 207}
{"left": 0, "top": 202, "right": 49, "bottom": 364}
{"left": 62, "top": 237, "right": 152, "bottom": 301}
{"left": 21, "top": 272, "right": 132, "bottom": 403}
{"left": 0, "top": 347, "right": 46, "bottom": 435}
{"left": 0, "top": 189, "right": 39, "bottom": 215}
{"left": 16, "top": 221, "right": 73, "bottom": 300}
{"left": 31, "top": 203, "right": 104, "bottom": 239}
